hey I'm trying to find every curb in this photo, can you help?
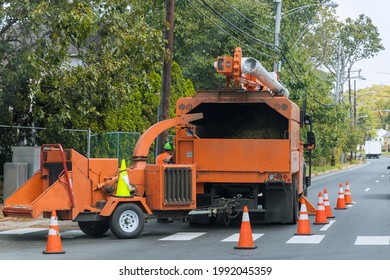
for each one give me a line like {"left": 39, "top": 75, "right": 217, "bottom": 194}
{"left": 313, "top": 161, "right": 366, "bottom": 177}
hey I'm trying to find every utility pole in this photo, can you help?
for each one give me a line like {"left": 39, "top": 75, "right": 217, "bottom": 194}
{"left": 351, "top": 69, "right": 364, "bottom": 125}
{"left": 157, "top": 0, "right": 175, "bottom": 156}
{"left": 353, "top": 79, "right": 357, "bottom": 125}
{"left": 334, "top": 39, "right": 341, "bottom": 103}
{"left": 273, "top": 0, "right": 282, "bottom": 73}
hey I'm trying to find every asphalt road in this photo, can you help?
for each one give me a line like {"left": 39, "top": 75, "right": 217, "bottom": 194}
{"left": 1, "top": 157, "right": 390, "bottom": 261}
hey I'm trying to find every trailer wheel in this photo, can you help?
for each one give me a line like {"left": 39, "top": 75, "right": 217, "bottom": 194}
{"left": 78, "top": 221, "right": 109, "bottom": 237}
{"left": 109, "top": 203, "right": 145, "bottom": 239}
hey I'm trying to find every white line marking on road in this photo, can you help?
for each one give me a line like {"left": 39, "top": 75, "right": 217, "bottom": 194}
{"left": 375, "top": 180, "right": 380, "bottom": 183}
{"left": 286, "top": 235, "right": 325, "bottom": 244}
{"left": 311, "top": 162, "right": 370, "bottom": 181}
{"left": 355, "top": 236, "right": 390, "bottom": 245}
{"left": 364, "top": 188, "right": 370, "bottom": 192}
{"left": 0, "top": 228, "right": 47, "bottom": 235}
{"left": 221, "top": 233, "right": 264, "bottom": 242}
{"left": 159, "top": 232, "right": 206, "bottom": 241}
{"left": 320, "top": 220, "right": 336, "bottom": 231}
{"left": 381, "top": 175, "right": 385, "bottom": 178}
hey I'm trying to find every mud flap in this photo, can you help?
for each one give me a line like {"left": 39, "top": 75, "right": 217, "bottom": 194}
{"left": 264, "top": 183, "right": 293, "bottom": 223}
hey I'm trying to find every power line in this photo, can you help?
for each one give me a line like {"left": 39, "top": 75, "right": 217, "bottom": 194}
{"left": 196, "top": 0, "right": 275, "bottom": 50}
{"left": 218, "top": 0, "right": 274, "bottom": 34}
{"left": 187, "top": 0, "right": 275, "bottom": 59}
{"left": 279, "top": 39, "right": 336, "bottom": 107}
{"left": 362, "top": 69, "right": 390, "bottom": 76}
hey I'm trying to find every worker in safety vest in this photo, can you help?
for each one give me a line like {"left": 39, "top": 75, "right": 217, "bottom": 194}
{"left": 155, "top": 142, "right": 175, "bottom": 164}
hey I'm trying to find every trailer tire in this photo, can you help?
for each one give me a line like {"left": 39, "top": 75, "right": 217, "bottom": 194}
{"left": 109, "top": 203, "right": 145, "bottom": 239}
{"left": 78, "top": 221, "right": 109, "bottom": 237}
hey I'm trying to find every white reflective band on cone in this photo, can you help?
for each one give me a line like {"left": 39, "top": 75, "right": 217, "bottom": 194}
{"left": 50, "top": 216, "right": 58, "bottom": 225}
{"left": 123, "top": 175, "right": 130, "bottom": 187}
{"left": 48, "top": 228, "right": 58, "bottom": 236}
{"left": 300, "top": 214, "right": 309, "bottom": 220}
{"left": 242, "top": 212, "right": 250, "bottom": 222}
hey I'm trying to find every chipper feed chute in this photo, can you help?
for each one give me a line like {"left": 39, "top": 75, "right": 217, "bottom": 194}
{"left": 2, "top": 144, "right": 74, "bottom": 219}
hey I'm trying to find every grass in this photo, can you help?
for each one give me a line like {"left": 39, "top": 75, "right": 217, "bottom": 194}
{"left": 311, "top": 160, "right": 364, "bottom": 175}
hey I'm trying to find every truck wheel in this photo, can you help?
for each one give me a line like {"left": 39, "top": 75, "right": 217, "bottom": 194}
{"left": 78, "top": 221, "right": 109, "bottom": 237}
{"left": 109, "top": 203, "right": 145, "bottom": 239}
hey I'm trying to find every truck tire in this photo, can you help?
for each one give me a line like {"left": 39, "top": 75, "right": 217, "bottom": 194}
{"left": 78, "top": 221, "right": 109, "bottom": 237}
{"left": 109, "top": 203, "right": 145, "bottom": 239}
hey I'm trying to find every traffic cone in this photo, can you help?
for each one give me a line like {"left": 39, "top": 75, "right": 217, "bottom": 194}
{"left": 115, "top": 159, "right": 131, "bottom": 197}
{"left": 323, "top": 188, "right": 335, "bottom": 218}
{"left": 300, "top": 195, "right": 317, "bottom": 216}
{"left": 344, "top": 181, "right": 353, "bottom": 205}
{"left": 335, "top": 183, "right": 347, "bottom": 210}
{"left": 234, "top": 206, "right": 257, "bottom": 249}
{"left": 295, "top": 196, "right": 314, "bottom": 235}
{"left": 313, "top": 192, "right": 329, "bottom": 225}
{"left": 43, "top": 210, "right": 65, "bottom": 254}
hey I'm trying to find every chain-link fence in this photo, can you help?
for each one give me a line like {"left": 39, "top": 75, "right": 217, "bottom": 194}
{"left": 0, "top": 125, "right": 156, "bottom": 174}
{"left": 90, "top": 132, "right": 143, "bottom": 166}
{"left": 0, "top": 125, "right": 91, "bottom": 175}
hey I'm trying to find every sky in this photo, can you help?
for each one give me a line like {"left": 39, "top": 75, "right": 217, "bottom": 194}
{"left": 335, "top": 0, "right": 390, "bottom": 90}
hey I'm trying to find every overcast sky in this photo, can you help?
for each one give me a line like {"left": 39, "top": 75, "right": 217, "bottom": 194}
{"left": 335, "top": 0, "right": 390, "bottom": 89}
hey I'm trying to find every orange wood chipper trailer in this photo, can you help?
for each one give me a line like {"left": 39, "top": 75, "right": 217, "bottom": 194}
{"left": 2, "top": 48, "right": 315, "bottom": 239}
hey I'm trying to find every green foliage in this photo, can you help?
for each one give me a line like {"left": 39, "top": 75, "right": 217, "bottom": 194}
{"left": 354, "top": 85, "right": 390, "bottom": 131}
{"left": 90, "top": 132, "right": 140, "bottom": 166}
{"left": 0, "top": 0, "right": 386, "bottom": 174}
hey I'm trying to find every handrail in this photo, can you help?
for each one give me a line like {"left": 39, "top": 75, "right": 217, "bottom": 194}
{"left": 40, "top": 144, "right": 75, "bottom": 207}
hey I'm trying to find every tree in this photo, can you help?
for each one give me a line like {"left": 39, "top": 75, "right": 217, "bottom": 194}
{"left": 0, "top": 0, "right": 199, "bottom": 170}
{"left": 174, "top": 0, "right": 276, "bottom": 90}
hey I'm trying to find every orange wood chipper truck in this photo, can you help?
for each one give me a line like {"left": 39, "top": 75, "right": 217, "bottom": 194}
{"left": 2, "top": 47, "right": 315, "bottom": 239}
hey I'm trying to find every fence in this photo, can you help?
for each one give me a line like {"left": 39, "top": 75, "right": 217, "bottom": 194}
{"left": 90, "top": 132, "right": 142, "bottom": 165}
{"left": 0, "top": 125, "right": 149, "bottom": 175}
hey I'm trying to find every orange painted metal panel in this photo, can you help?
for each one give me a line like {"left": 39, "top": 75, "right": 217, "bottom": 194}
{"left": 193, "top": 139, "right": 290, "bottom": 173}
{"left": 4, "top": 172, "right": 43, "bottom": 207}
{"left": 100, "top": 196, "right": 152, "bottom": 216}
{"left": 177, "top": 140, "right": 194, "bottom": 164}
{"left": 196, "top": 171, "right": 266, "bottom": 183}
{"left": 30, "top": 179, "right": 72, "bottom": 218}
{"left": 144, "top": 165, "right": 161, "bottom": 210}
{"left": 144, "top": 164, "right": 196, "bottom": 211}
{"left": 89, "top": 158, "right": 118, "bottom": 205}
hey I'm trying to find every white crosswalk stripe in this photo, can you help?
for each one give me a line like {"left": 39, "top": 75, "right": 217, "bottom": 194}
{"left": 3, "top": 227, "right": 390, "bottom": 247}
{"left": 320, "top": 220, "right": 336, "bottom": 231}
{"left": 159, "top": 232, "right": 206, "bottom": 241}
{"left": 354, "top": 236, "right": 390, "bottom": 245}
{"left": 286, "top": 235, "right": 325, "bottom": 244}
{"left": 221, "top": 233, "right": 264, "bottom": 242}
